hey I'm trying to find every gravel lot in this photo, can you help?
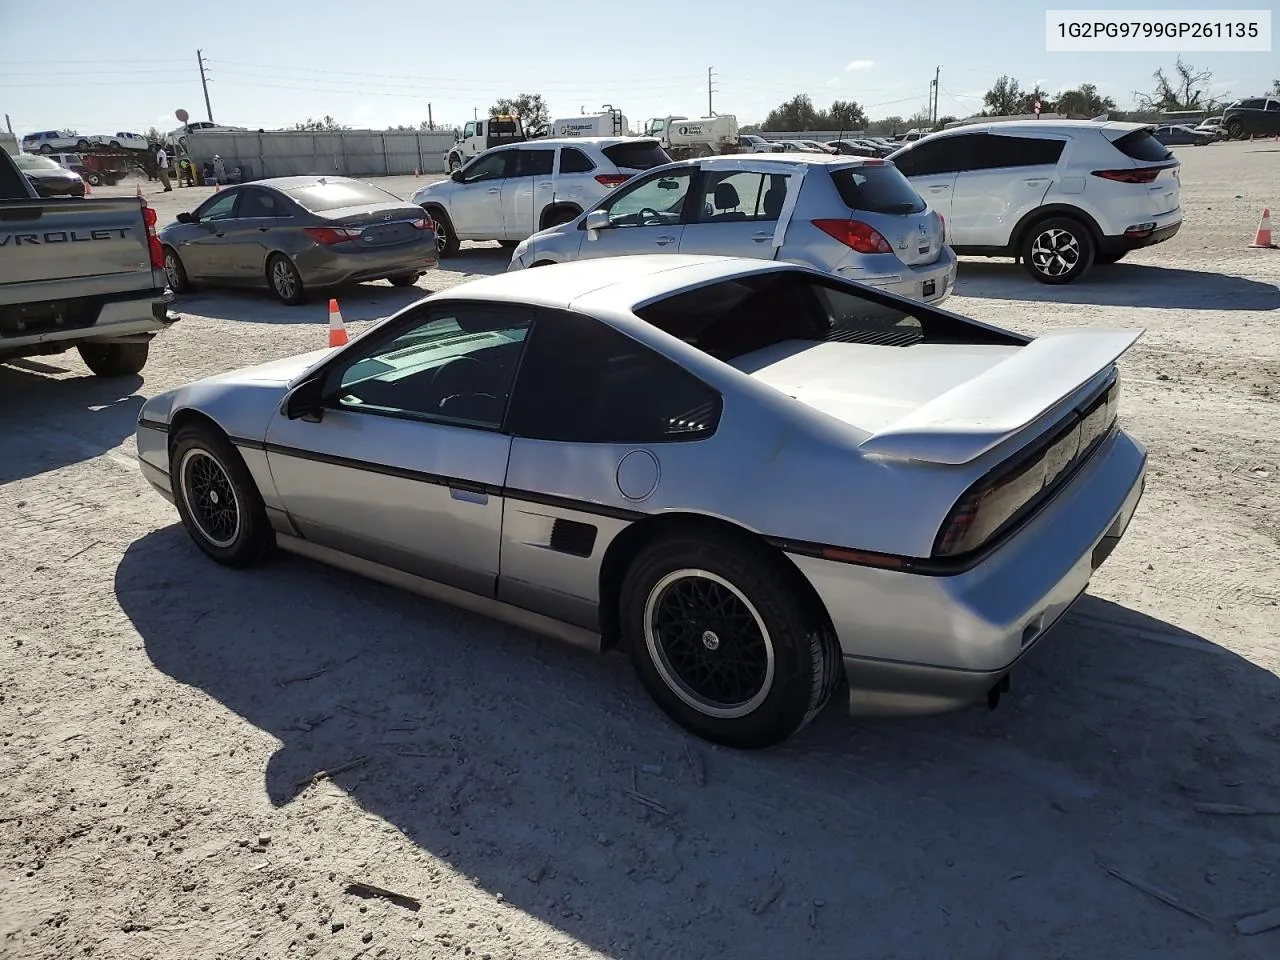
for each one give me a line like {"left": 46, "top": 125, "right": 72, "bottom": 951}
{"left": 2, "top": 142, "right": 1278, "bottom": 960}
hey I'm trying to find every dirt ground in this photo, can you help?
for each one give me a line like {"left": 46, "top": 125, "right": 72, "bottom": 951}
{"left": 2, "top": 142, "right": 1278, "bottom": 960}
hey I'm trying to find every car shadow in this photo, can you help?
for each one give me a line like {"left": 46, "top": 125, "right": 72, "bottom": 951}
{"left": 169, "top": 246, "right": 511, "bottom": 325}
{"left": 956, "top": 260, "right": 1280, "bottom": 311}
{"left": 117, "top": 526, "right": 1280, "bottom": 957}
{"left": 0, "top": 361, "right": 144, "bottom": 485}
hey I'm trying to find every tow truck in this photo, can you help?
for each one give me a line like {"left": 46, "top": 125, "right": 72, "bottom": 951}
{"left": 443, "top": 114, "right": 527, "bottom": 172}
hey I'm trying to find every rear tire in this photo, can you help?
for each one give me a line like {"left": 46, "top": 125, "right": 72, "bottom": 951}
{"left": 77, "top": 341, "right": 149, "bottom": 377}
{"left": 170, "top": 425, "right": 273, "bottom": 568}
{"left": 76, "top": 139, "right": 90, "bottom": 151}
{"left": 540, "top": 206, "right": 581, "bottom": 230}
{"left": 1226, "top": 119, "right": 1244, "bottom": 140}
{"left": 388, "top": 272, "right": 420, "bottom": 287}
{"left": 1021, "top": 216, "right": 1095, "bottom": 284}
{"left": 428, "top": 208, "right": 461, "bottom": 258}
{"left": 267, "top": 253, "right": 306, "bottom": 305}
{"left": 38, "top": 144, "right": 52, "bottom": 154}
{"left": 620, "top": 533, "right": 840, "bottom": 749}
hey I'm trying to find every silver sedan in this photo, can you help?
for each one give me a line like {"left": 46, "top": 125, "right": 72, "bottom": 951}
{"left": 508, "top": 154, "right": 957, "bottom": 305}
{"left": 158, "top": 176, "right": 439, "bottom": 305}
{"left": 135, "top": 255, "right": 1146, "bottom": 748}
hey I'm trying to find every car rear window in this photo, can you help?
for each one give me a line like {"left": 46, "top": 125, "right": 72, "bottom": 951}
{"left": 601, "top": 141, "right": 671, "bottom": 171}
{"left": 1111, "top": 129, "right": 1172, "bottom": 162}
{"left": 286, "top": 180, "right": 401, "bottom": 211}
{"left": 829, "top": 164, "right": 926, "bottom": 214}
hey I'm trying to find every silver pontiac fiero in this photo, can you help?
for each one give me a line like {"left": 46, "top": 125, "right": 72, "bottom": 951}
{"left": 135, "top": 255, "right": 1147, "bottom": 748}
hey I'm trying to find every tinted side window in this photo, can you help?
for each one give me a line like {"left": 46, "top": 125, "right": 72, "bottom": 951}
{"left": 461, "top": 150, "right": 513, "bottom": 183}
{"left": 695, "top": 170, "right": 787, "bottom": 222}
{"left": 0, "top": 152, "right": 32, "bottom": 200}
{"left": 970, "top": 134, "right": 1065, "bottom": 169}
{"left": 559, "top": 147, "right": 595, "bottom": 173}
{"left": 196, "top": 190, "right": 241, "bottom": 221}
{"left": 517, "top": 149, "right": 554, "bottom": 177}
{"left": 1268, "top": 101, "right": 1280, "bottom": 111}
{"left": 829, "top": 165, "right": 925, "bottom": 213}
{"left": 238, "top": 188, "right": 286, "bottom": 218}
{"left": 601, "top": 140, "right": 672, "bottom": 171}
{"left": 890, "top": 136, "right": 974, "bottom": 177}
{"left": 506, "top": 309, "right": 721, "bottom": 444}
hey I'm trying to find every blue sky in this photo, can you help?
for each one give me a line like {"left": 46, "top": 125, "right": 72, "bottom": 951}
{"left": 0, "top": 0, "right": 1272, "bottom": 136}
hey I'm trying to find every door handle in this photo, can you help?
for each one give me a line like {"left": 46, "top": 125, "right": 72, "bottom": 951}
{"left": 537, "top": 181, "right": 553, "bottom": 188}
{"left": 214, "top": 232, "right": 224, "bottom": 237}
{"left": 448, "top": 480, "right": 488, "bottom": 504}
{"left": 257, "top": 226, "right": 269, "bottom": 232}
{"left": 928, "top": 185, "right": 950, "bottom": 192}
{"left": 752, "top": 232, "right": 772, "bottom": 242}
{"left": 1023, "top": 178, "right": 1048, "bottom": 185}
{"left": 655, "top": 235, "right": 676, "bottom": 245}
{"left": 487, "top": 187, "right": 500, "bottom": 194}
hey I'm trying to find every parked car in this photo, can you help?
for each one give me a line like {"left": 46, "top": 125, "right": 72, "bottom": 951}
{"left": 509, "top": 154, "right": 955, "bottom": 305}
{"left": 888, "top": 120, "right": 1181, "bottom": 283}
{"left": 738, "top": 134, "right": 782, "bottom": 153}
{"left": 826, "top": 139, "right": 882, "bottom": 158}
{"left": 1152, "top": 124, "right": 1213, "bottom": 146}
{"left": 1220, "top": 97, "right": 1280, "bottom": 140}
{"left": 44, "top": 152, "right": 87, "bottom": 174}
{"left": 775, "top": 140, "right": 825, "bottom": 153}
{"left": 166, "top": 122, "right": 247, "bottom": 149}
{"left": 134, "top": 254, "right": 1147, "bottom": 747}
{"left": 95, "top": 131, "right": 150, "bottom": 151}
{"left": 21, "top": 130, "right": 92, "bottom": 154}
{"left": 410, "top": 137, "right": 671, "bottom": 256}
{"left": 12, "top": 153, "right": 86, "bottom": 198}
{"left": 158, "top": 176, "right": 439, "bottom": 305}
{"left": 1193, "top": 116, "right": 1227, "bottom": 139}
{"left": 1, "top": 148, "right": 176, "bottom": 376}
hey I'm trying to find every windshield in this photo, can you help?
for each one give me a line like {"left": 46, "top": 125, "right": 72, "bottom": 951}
{"left": 13, "top": 155, "right": 61, "bottom": 171}
{"left": 285, "top": 179, "right": 401, "bottom": 212}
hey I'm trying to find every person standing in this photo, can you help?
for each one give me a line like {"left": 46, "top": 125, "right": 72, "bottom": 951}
{"left": 156, "top": 144, "right": 172, "bottom": 192}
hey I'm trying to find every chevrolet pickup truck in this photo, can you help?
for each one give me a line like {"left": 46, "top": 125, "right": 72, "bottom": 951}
{"left": 1, "top": 147, "right": 177, "bottom": 376}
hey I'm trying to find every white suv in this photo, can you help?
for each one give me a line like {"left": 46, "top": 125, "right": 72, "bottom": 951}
{"left": 888, "top": 120, "right": 1182, "bottom": 283}
{"left": 410, "top": 137, "right": 671, "bottom": 257}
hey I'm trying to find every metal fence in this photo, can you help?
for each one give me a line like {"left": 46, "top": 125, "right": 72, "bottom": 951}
{"left": 183, "top": 129, "right": 458, "bottom": 181}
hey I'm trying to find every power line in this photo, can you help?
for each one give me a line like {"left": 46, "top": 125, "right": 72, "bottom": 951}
{"left": 210, "top": 58, "right": 708, "bottom": 88}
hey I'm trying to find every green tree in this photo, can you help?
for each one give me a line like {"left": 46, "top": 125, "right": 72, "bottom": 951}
{"left": 293, "top": 115, "right": 348, "bottom": 131}
{"left": 763, "top": 94, "right": 822, "bottom": 131}
{"left": 1055, "top": 83, "right": 1116, "bottom": 117}
{"left": 1016, "top": 84, "right": 1055, "bottom": 115}
{"left": 491, "top": 93, "right": 549, "bottom": 132}
{"left": 869, "top": 115, "right": 904, "bottom": 136}
{"left": 983, "top": 75, "right": 1023, "bottom": 116}
{"left": 826, "top": 99, "right": 868, "bottom": 130}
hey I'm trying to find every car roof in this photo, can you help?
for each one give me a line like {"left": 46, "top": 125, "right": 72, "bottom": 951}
{"left": 519, "top": 137, "right": 658, "bottom": 148}
{"left": 232, "top": 176, "right": 366, "bottom": 191}
{"left": 698, "top": 152, "right": 871, "bottom": 169}
{"left": 924, "top": 119, "right": 1151, "bottom": 138}
{"left": 436, "top": 254, "right": 793, "bottom": 312}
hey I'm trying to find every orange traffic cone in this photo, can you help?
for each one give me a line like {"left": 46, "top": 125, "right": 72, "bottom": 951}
{"left": 328, "top": 298, "right": 348, "bottom": 347}
{"left": 1249, "top": 208, "right": 1277, "bottom": 249}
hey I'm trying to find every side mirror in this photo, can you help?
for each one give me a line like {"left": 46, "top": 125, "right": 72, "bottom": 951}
{"left": 176, "top": 212, "right": 195, "bottom": 224}
{"left": 450, "top": 169, "right": 464, "bottom": 183}
{"left": 583, "top": 209, "right": 610, "bottom": 233}
{"left": 282, "top": 376, "right": 325, "bottom": 422}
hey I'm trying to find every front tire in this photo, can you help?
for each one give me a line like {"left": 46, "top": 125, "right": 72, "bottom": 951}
{"left": 1021, "top": 216, "right": 1095, "bottom": 284}
{"left": 163, "top": 246, "right": 194, "bottom": 293}
{"left": 170, "top": 425, "right": 273, "bottom": 568}
{"left": 427, "top": 208, "right": 461, "bottom": 258}
{"left": 85, "top": 171, "right": 102, "bottom": 186}
{"left": 76, "top": 139, "right": 90, "bottom": 151}
{"left": 77, "top": 341, "right": 149, "bottom": 377}
{"left": 1226, "top": 120, "right": 1244, "bottom": 140}
{"left": 267, "top": 253, "right": 306, "bottom": 305}
{"left": 388, "top": 272, "right": 420, "bottom": 287}
{"left": 620, "top": 533, "right": 839, "bottom": 749}
{"left": 38, "top": 144, "right": 52, "bottom": 154}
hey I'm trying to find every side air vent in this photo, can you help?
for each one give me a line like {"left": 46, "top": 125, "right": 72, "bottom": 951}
{"left": 549, "top": 518, "right": 598, "bottom": 558}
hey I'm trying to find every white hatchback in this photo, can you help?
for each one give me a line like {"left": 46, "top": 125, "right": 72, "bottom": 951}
{"left": 888, "top": 120, "right": 1182, "bottom": 283}
{"left": 411, "top": 138, "right": 671, "bottom": 257}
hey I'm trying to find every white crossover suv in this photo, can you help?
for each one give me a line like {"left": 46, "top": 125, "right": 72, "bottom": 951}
{"left": 888, "top": 120, "right": 1182, "bottom": 283}
{"left": 410, "top": 137, "right": 671, "bottom": 256}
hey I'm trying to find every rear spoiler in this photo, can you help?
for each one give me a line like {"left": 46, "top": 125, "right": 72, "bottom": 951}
{"left": 857, "top": 328, "right": 1143, "bottom": 465}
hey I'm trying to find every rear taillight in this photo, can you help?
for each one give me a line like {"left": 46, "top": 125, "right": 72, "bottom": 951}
{"left": 303, "top": 226, "right": 363, "bottom": 245}
{"left": 595, "top": 174, "right": 630, "bottom": 187}
{"left": 142, "top": 202, "right": 163, "bottom": 270}
{"left": 1091, "top": 167, "right": 1162, "bottom": 184}
{"left": 811, "top": 218, "right": 893, "bottom": 254}
{"left": 411, "top": 215, "right": 437, "bottom": 231}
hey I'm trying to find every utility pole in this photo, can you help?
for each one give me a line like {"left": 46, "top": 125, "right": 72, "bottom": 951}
{"left": 708, "top": 66, "right": 714, "bottom": 117}
{"left": 428, "top": 103, "right": 434, "bottom": 130}
{"left": 197, "top": 49, "right": 214, "bottom": 123}
{"left": 4, "top": 113, "right": 12, "bottom": 135}
{"left": 929, "top": 65, "right": 940, "bottom": 125}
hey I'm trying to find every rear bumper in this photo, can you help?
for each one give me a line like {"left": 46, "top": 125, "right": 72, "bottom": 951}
{"left": 1100, "top": 210, "right": 1182, "bottom": 254}
{"left": 833, "top": 247, "right": 957, "bottom": 305}
{"left": 295, "top": 239, "right": 439, "bottom": 287}
{"left": 787, "top": 428, "right": 1147, "bottom": 716}
{"left": 0, "top": 289, "right": 176, "bottom": 357}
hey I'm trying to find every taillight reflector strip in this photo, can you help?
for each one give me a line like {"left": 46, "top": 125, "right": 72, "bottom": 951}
{"left": 595, "top": 174, "right": 630, "bottom": 187}
{"left": 303, "top": 226, "right": 363, "bottom": 245}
